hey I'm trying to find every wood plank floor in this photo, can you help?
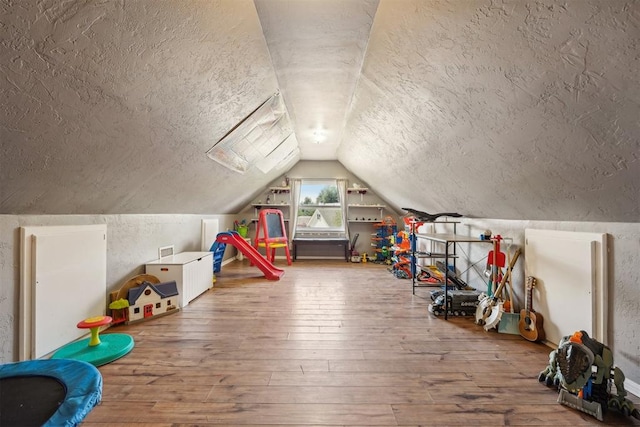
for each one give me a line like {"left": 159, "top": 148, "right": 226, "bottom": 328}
{"left": 84, "top": 260, "right": 640, "bottom": 426}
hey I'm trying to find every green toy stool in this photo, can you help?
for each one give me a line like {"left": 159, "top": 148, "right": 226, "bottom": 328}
{"left": 52, "top": 315, "right": 134, "bottom": 367}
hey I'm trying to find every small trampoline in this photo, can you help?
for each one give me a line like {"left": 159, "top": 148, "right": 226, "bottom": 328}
{"left": 0, "top": 359, "right": 102, "bottom": 427}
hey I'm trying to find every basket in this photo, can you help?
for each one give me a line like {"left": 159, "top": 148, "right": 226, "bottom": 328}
{"left": 236, "top": 225, "right": 249, "bottom": 237}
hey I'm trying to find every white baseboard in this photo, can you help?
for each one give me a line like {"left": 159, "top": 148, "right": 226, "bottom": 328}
{"left": 625, "top": 378, "right": 640, "bottom": 398}
{"left": 221, "top": 258, "right": 236, "bottom": 267}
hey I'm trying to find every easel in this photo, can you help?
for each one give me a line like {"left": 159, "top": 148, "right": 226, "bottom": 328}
{"left": 254, "top": 208, "right": 291, "bottom": 265}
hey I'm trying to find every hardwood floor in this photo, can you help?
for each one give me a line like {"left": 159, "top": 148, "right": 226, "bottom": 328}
{"left": 84, "top": 260, "right": 639, "bottom": 426}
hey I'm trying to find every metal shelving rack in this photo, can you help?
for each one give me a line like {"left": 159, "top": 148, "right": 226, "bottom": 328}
{"left": 410, "top": 221, "right": 497, "bottom": 320}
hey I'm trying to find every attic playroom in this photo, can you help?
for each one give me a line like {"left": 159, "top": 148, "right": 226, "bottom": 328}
{"left": 1, "top": 1, "right": 639, "bottom": 426}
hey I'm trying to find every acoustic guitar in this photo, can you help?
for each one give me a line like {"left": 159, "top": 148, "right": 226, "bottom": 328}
{"left": 519, "top": 276, "right": 545, "bottom": 342}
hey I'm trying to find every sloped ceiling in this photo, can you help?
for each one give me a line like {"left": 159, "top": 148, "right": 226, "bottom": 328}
{"left": 339, "top": 0, "right": 640, "bottom": 222}
{"left": 1, "top": 0, "right": 294, "bottom": 215}
{"left": 2, "top": 0, "right": 639, "bottom": 222}
{"left": 255, "top": 0, "right": 379, "bottom": 159}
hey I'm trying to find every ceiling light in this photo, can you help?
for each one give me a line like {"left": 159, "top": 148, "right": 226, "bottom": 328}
{"left": 312, "top": 128, "right": 326, "bottom": 144}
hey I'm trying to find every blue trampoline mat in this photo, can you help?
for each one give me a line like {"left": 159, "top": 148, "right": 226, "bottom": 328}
{"left": 0, "top": 359, "right": 102, "bottom": 427}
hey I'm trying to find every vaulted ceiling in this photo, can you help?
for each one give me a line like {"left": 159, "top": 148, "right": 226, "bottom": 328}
{"left": 2, "top": 0, "right": 639, "bottom": 222}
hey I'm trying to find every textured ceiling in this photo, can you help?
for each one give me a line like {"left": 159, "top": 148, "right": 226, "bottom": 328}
{"left": 1, "top": 0, "right": 639, "bottom": 221}
{"left": 255, "top": 0, "right": 379, "bottom": 159}
{"left": 339, "top": 0, "right": 640, "bottom": 222}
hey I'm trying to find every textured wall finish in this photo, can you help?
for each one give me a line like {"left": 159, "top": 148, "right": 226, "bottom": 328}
{"left": 2, "top": 0, "right": 638, "bottom": 221}
{"left": 457, "top": 219, "right": 640, "bottom": 395}
{"left": 339, "top": 0, "right": 640, "bottom": 222}
{"left": 0, "top": 213, "right": 236, "bottom": 362}
{"left": 1, "top": 0, "right": 638, "bottom": 397}
{"left": 1, "top": 214, "right": 638, "bottom": 389}
{"left": 1, "top": 0, "right": 291, "bottom": 214}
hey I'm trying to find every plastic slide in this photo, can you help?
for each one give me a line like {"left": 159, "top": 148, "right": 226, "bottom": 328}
{"left": 210, "top": 239, "right": 227, "bottom": 273}
{"left": 214, "top": 231, "right": 285, "bottom": 280}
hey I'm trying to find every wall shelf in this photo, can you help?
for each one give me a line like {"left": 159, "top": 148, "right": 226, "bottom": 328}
{"left": 346, "top": 192, "right": 385, "bottom": 223}
{"left": 251, "top": 204, "right": 291, "bottom": 225}
{"left": 348, "top": 205, "right": 384, "bottom": 222}
{"left": 347, "top": 187, "right": 368, "bottom": 194}
{"left": 269, "top": 186, "right": 290, "bottom": 194}
{"left": 249, "top": 186, "right": 292, "bottom": 237}
{"left": 347, "top": 187, "right": 368, "bottom": 203}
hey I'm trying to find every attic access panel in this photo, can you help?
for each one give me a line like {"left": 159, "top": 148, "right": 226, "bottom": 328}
{"left": 206, "top": 92, "right": 297, "bottom": 174}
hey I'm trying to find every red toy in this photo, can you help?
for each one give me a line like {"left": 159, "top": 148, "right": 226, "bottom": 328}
{"left": 254, "top": 208, "right": 291, "bottom": 265}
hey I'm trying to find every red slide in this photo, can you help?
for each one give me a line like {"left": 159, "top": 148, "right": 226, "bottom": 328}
{"left": 215, "top": 232, "right": 285, "bottom": 280}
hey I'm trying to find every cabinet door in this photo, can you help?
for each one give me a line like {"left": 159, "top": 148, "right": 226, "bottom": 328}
{"left": 183, "top": 256, "right": 213, "bottom": 304}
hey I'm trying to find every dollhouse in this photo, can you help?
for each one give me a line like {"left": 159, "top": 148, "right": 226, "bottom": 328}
{"left": 126, "top": 281, "right": 179, "bottom": 324}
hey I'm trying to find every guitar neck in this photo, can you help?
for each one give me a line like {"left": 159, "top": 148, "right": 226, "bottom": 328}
{"left": 520, "top": 276, "right": 544, "bottom": 342}
{"left": 525, "top": 276, "right": 536, "bottom": 314}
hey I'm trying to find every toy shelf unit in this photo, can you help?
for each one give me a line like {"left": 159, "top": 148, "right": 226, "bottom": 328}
{"left": 145, "top": 251, "right": 214, "bottom": 308}
{"left": 371, "top": 217, "right": 398, "bottom": 263}
{"left": 411, "top": 223, "right": 495, "bottom": 320}
{"left": 409, "top": 221, "right": 459, "bottom": 292}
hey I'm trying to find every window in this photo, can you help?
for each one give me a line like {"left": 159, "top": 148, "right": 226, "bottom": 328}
{"left": 295, "top": 179, "right": 345, "bottom": 236}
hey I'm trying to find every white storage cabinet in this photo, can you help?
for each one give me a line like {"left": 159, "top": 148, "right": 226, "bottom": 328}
{"left": 145, "top": 251, "right": 213, "bottom": 308}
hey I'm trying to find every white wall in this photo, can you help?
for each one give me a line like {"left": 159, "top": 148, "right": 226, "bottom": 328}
{"left": 0, "top": 214, "right": 236, "bottom": 362}
{"left": 455, "top": 219, "right": 640, "bottom": 392}
{"left": 241, "top": 160, "right": 403, "bottom": 256}
{"left": 1, "top": 214, "right": 638, "bottom": 392}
